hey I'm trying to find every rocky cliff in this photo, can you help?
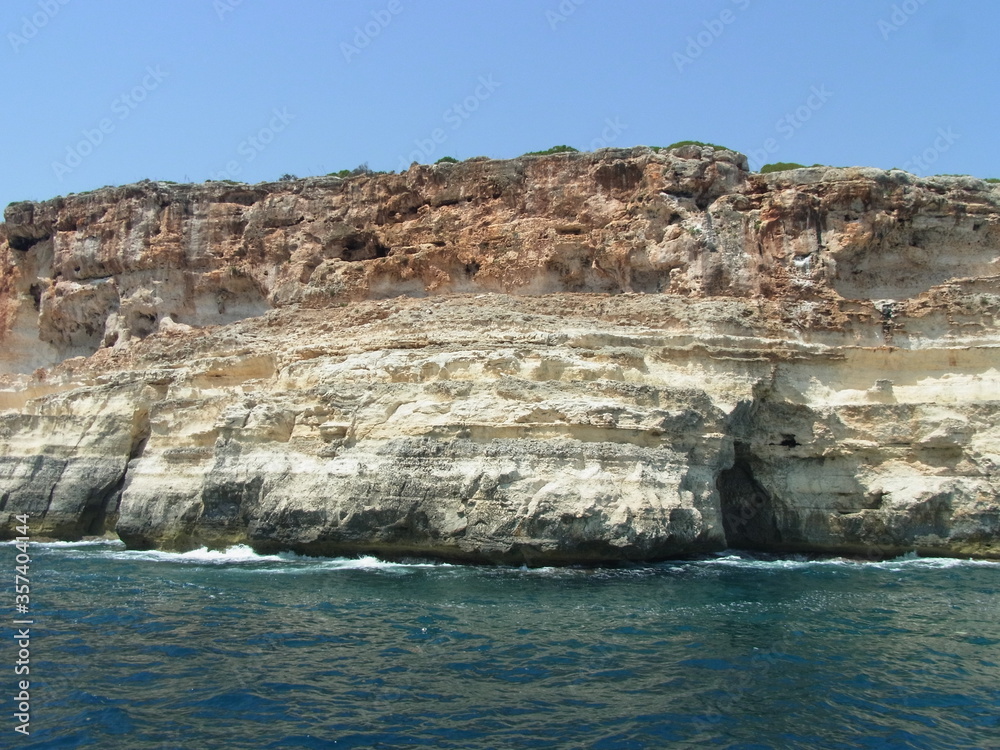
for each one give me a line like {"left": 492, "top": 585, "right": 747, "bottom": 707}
{"left": 1, "top": 146, "right": 998, "bottom": 563}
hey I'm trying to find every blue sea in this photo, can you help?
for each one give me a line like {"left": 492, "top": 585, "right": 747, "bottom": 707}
{"left": 8, "top": 541, "right": 1000, "bottom": 749}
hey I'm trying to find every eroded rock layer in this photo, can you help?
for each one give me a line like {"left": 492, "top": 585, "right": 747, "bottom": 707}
{"left": 1, "top": 147, "right": 998, "bottom": 562}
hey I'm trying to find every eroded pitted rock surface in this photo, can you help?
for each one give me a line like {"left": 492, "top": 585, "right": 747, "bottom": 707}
{"left": 1, "top": 147, "right": 998, "bottom": 562}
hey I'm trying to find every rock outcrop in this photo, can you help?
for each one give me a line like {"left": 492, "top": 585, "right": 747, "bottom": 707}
{"left": 1, "top": 146, "right": 998, "bottom": 562}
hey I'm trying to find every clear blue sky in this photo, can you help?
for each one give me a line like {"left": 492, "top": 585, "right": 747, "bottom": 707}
{"left": 2, "top": 0, "right": 998, "bottom": 210}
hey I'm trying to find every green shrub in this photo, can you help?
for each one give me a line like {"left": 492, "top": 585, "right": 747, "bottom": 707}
{"left": 278, "top": 173, "right": 298, "bottom": 182}
{"left": 665, "top": 140, "right": 734, "bottom": 152}
{"left": 761, "top": 162, "right": 806, "bottom": 173}
{"left": 328, "top": 163, "right": 373, "bottom": 179}
{"left": 983, "top": 178, "right": 999, "bottom": 183}
{"left": 524, "top": 145, "right": 579, "bottom": 156}
{"left": 435, "top": 156, "right": 459, "bottom": 164}
{"left": 760, "top": 162, "right": 826, "bottom": 174}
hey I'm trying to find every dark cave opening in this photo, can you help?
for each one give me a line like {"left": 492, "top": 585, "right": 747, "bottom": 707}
{"left": 341, "top": 232, "right": 390, "bottom": 262}
{"left": 717, "top": 441, "right": 783, "bottom": 550}
{"left": 9, "top": 233, "right": 48, "bottom": 252}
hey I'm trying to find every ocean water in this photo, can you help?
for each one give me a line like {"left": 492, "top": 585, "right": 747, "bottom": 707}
{"left": 8, "top": 541, "right": 1000, "bottom": 749}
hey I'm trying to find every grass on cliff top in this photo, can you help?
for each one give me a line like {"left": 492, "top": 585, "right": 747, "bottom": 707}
{"left": 939, "top": 174, "right": 1000, "bottom": 183}
{"left": 523, "top": 145, "right": 579, "bottom": 156}
{"left": 760, "top": 162, "right": 827, "bottom": 173}
{"left": 654, "top": 140, "right": 735, "bottom": 153}
{"left": 327, "top": 163, "right": 376, "bottom": 179}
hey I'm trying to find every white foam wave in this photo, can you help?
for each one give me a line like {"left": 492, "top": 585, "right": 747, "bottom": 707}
{"left": 256, "top": 555, "right": 457, "bottom": 574}
{"left": 10, "top": 539, "right": 125, "bottom": 548}
{"left": 19, "top": 539, "right": 999, "bottom": 572}
{"left": 693, "top": 553, "right": 828, "bottom": 571}
{"left": 104, "top": 544, "right": 289, "bottom": 565}
{"left": 693, "top": 551, "right": 1000, "bottom": 571}
{"left": 95, "top": 545, "right": 456, "bottom": 571}
{"left": 871, "top": 554, "right": 1000, "bottom": 570}
{"left": 328, "top": 555, "right": 453, "bottom": 570}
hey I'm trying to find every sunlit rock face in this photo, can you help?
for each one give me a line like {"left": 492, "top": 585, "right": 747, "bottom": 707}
{"left": 1, "top": 147, "right": 998, "bottom": 562}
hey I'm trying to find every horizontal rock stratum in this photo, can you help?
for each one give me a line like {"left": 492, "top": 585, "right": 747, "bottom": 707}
{"left": 1, "top": 146, "right": 998, "bottom": 563}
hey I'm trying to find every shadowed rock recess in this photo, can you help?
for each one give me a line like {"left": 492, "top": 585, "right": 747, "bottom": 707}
{"left": 1, "top": 146, "right": 998, "bottom": 563}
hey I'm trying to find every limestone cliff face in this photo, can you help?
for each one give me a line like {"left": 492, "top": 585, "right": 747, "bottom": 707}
{"left": 1, "top": 146, "right": 998, "bottom": 562}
